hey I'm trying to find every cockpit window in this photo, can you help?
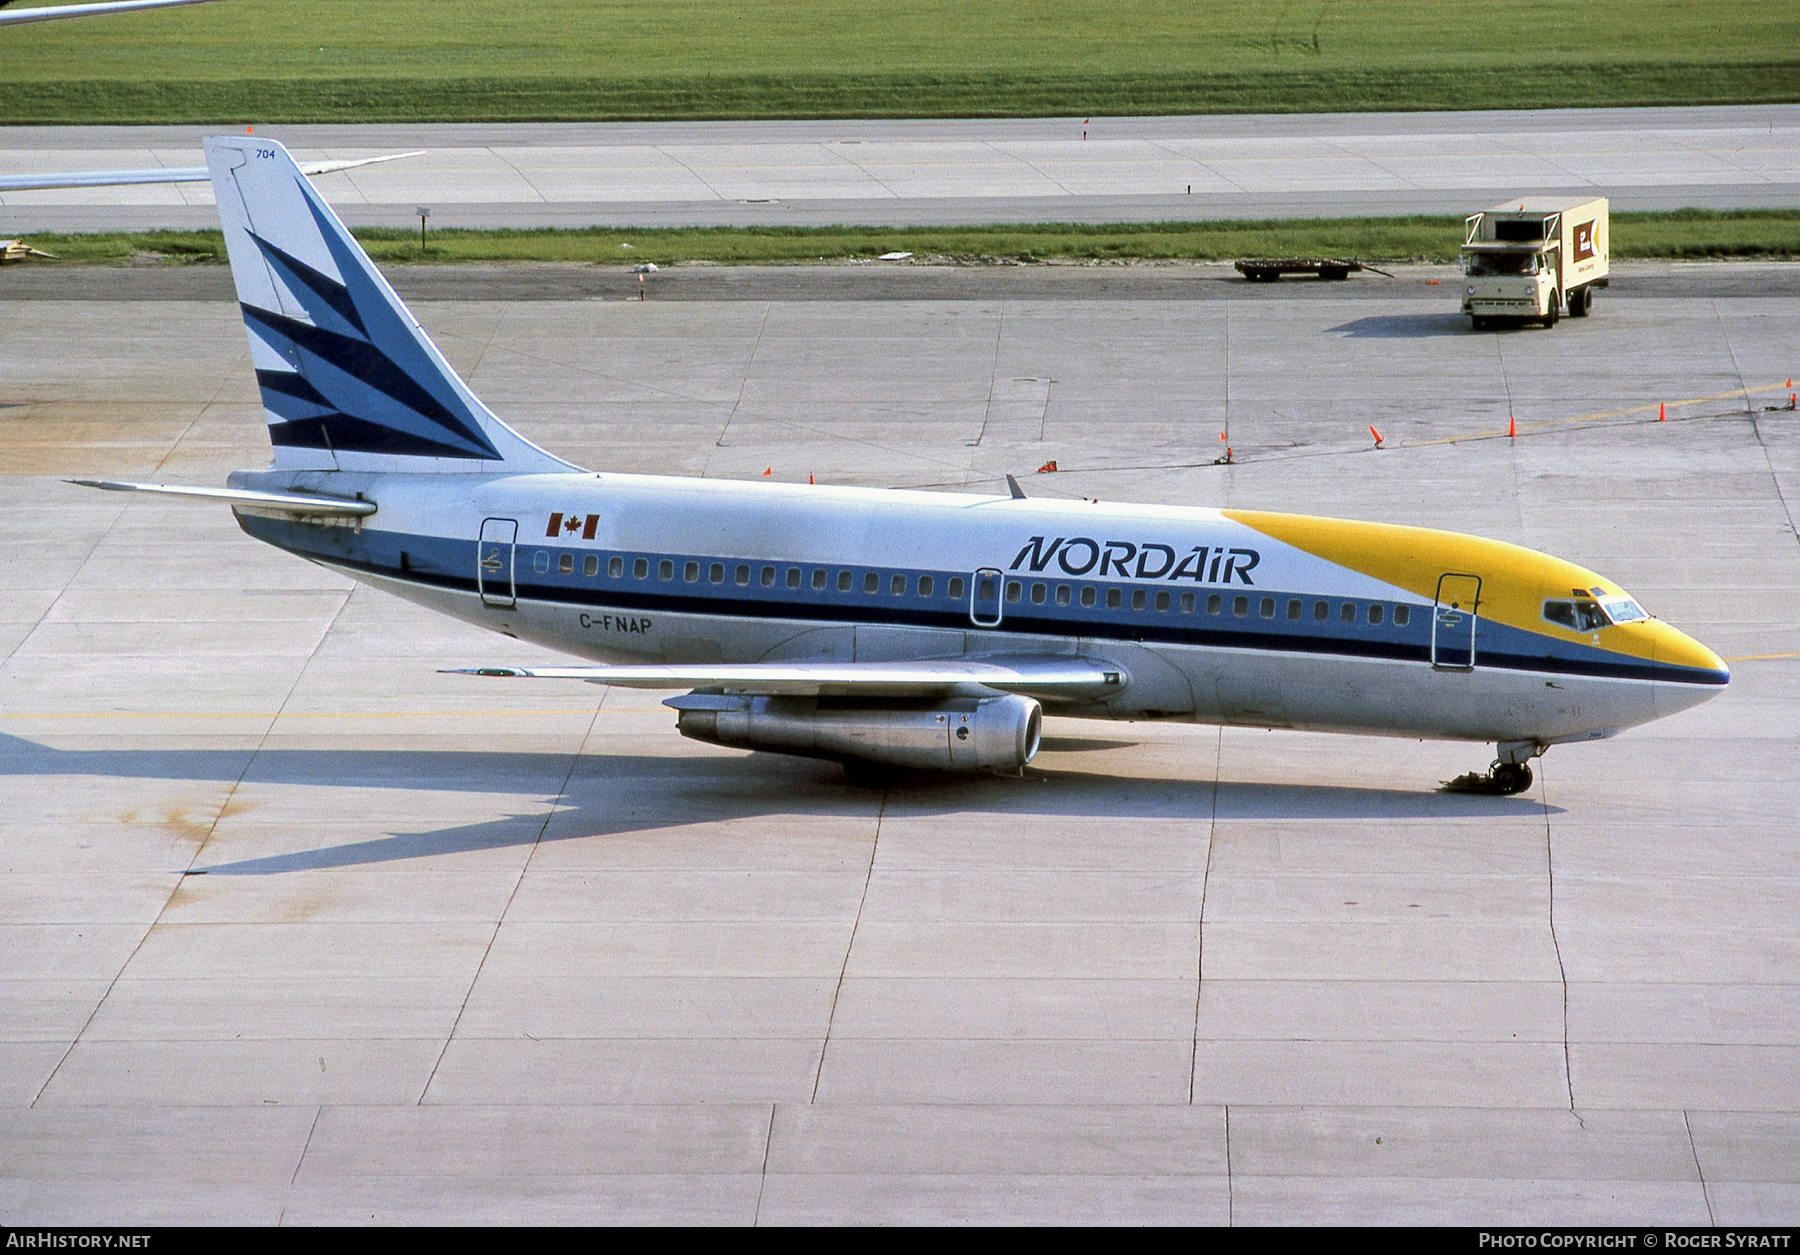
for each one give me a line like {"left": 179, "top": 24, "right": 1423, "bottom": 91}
{"left": 1600, "top": 596, "right": 1648, "bottom": 624}
{"left": 1543, "top": 599, "right": 1611, "bottom": 632}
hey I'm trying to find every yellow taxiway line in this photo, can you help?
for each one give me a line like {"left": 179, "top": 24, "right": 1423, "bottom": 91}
{"left": 1410, "top": 381, "right": 1796, "bottom": 449}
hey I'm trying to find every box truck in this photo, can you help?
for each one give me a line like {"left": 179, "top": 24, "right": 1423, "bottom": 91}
{"left": 1461, "top": 196, "right": 1608, "bottom": 328}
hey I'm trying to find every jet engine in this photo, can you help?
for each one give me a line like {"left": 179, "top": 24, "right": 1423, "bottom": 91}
{"left": 667, "top": 693, "right": 1042, "bottom": 773}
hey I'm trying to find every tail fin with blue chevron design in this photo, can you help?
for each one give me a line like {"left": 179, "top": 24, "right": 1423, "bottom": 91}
{"left": 204, "top": 136, "right": 571, "bottom": 474}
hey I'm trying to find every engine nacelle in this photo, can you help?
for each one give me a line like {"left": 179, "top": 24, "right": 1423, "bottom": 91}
{"left": 670, "top": 693, "right": 1042, "bottom": 773}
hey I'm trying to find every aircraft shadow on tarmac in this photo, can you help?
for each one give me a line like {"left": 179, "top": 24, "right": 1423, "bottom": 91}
{"left": 1327, "top": 313, "right": 1477, "bottom": 339}
{"left": 0, "top": 733, "right": 1554, "bottom": 876}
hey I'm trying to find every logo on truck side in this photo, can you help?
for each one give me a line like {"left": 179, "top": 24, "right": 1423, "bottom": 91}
{"left": 1573, "top": 220, "right": 1596, "bottom": 261}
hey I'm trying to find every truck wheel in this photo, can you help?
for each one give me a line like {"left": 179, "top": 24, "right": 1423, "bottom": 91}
{"left": 1544, "top": 298, "right": 1559, "bottom": 327}
{"left": 1471, "top": 316, "right": 1489, "bottom": 331}
{"left": 1570, "top": 287, "right": 1590, "bottom": 317}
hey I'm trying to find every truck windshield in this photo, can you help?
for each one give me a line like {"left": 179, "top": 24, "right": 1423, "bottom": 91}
{"left": 1466, "top": 252, "right": 1538, "bottom": 277}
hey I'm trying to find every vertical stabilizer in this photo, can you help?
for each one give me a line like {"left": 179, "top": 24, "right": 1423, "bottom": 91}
{"left": 204, "top": 136, "right": 572, "bottom": 474}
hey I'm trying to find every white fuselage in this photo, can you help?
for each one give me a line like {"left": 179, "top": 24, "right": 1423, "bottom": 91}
{"left": 231, "top": 466, "right": 1717, "bottom": 749}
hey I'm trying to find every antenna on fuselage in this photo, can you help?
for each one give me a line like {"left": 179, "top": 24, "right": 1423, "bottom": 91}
{"left": 1005, "top": 474, "right": 1027, "bottom": 500}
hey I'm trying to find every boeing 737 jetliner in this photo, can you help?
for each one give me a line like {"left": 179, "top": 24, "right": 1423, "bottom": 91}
{"left": 77, "top": 137, "right": 1729, "bottom": 794}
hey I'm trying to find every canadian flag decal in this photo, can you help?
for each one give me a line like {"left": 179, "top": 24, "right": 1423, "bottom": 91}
{"left": 546, "top": 512, "right": 600, "bottom": 539}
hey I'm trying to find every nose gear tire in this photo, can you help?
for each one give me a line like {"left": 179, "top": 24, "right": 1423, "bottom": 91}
{"left": 1442, "top": 760, "right": 1534, "bottom": 796}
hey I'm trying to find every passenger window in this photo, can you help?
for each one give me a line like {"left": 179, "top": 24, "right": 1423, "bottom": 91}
{"left": 919, "top": 575, "right": 934, "bottom": 597}
{"left": 1394, "top": 604, "right": 1410, "bottom": 626}
{"left": 1207, "top": 594, "right": 1222, "bottom": 615}
{"left": 736, "top": 565, "right": 750, "bottom": 585}
{"left": 1313, "top": 600, "right": 1328, "bottom": 621}
{"left": 948, "top": 577, "right": 965, "bottom": 600}
{"left": 1031, "top": 583, "right": 1046, "bottom": 604}
{"left": 659, "top": 559, "right": 673, "bottom": 580}
{"left": 1260, "top": 597, "right": 1275, "bottom": 619}
{"left": 634, "top": 558, "right": 648, "bottom": 579}
{"left": 709, "top": 562, "right": 724, "bottom": 583}
{"left": 892, "top": 574, "right": 907, "bottom": 596}
{"left": 1179, "top": 592, "right": 1195, "bottom": 614}
{"left": 608, "top": 556, "right": 623, "bottom": 578}
{"left": 1106, "top": 588, "right": 1122, "bottom": 609}
{"left": 1155, "top": 591, "right": 1170, "bottom": 612}
{"left": 1131, "top": 589, "right": 1147, "bottom": 611}
{"left": 838, "top": 571, "right": 853, "bottom": 592}
{"left": 1080, "top": 586, "right": 1096, "bottom": 608}
{"left": 762, "top": 566, "right": 775, "bottom": 587}
{"left": 1005, "top": 581, "right": 1022, "bottom": 603}
{"left": 1233, "top": 596, "right": 1248, "bottom": 616}
{"left": 1369, "top": 604, "right": 1384, "bottom": 625}
{"left": 1287, "top": 599, "right": 1301, "bottom": 620}
{"left": 558, "top": 553, "right": 573, "bottom": 574}
{"left": 683, "top": 561, "right": 698, "bottom": 582}
{"left": 585, "top": 555, "right": 599, "bottom": 577}
{"left": 1055, "top": 585, "right": 1071, "bottom": 607}
{"left": 813, "top": 568, "right": 826, "bottom": 590}
{"left": 534, "top": 551, "right": 550, "bottom": 574}
{"left": 787, "top": 568, "right": 801, "bottom": 589}
{"left": 864, "top": 572, "right": 879, "bottom": 594}
{"left": 1341, "top": 602, "right": 1355, "bottom": 623}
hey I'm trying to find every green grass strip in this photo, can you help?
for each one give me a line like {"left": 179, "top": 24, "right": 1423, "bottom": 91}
{"left": 5, "top": 63, "right": 1797, "bottom": 124}
{"left": 1, "top": 0, "right": 1795, "bottom": 122}
{"left": 18, "top": 211, "right": 1800, "bottom": 268}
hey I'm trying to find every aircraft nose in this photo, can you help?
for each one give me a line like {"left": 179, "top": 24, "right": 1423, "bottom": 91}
{"left": 1649, "top": 621, "right": 1729, "bottom": 717}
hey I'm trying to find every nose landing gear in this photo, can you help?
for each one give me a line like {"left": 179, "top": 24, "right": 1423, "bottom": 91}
{"left": 1442, "top": 741, "right": 1544, "bottom": 796}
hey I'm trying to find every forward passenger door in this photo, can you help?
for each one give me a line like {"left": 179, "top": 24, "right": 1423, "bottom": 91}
{"left": 1432, "top": 573, "right": 1481, "bottom": 670}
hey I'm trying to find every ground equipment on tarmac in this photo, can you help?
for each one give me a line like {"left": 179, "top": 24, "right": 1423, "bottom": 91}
{"left": 1462, "top": 196, "right": 1609, "bottom": 328}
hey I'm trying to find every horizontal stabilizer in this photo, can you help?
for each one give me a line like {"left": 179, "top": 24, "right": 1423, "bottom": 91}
{"left": 0, "top": 153, "right": 421, "bottom": 193}
{"left": 446, "top": 656, "right": 1127, "bottom": 701}
{"left": 0, "top": 0, "right": 216, "bottom": 28}
{"left": 69, "top": 479, "right": 376, "bottom": 517}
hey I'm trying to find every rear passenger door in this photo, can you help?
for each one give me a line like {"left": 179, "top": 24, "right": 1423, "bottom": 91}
{"left": 478, "top": 517, "right": 518, "bottom": 609}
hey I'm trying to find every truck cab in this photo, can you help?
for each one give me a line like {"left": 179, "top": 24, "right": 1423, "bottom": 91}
{"left": 1461, "top": 196, "right": 1608, "bottom": 329}
{"left": 1463, "top": 240, "right": 1560, "bottom": 325}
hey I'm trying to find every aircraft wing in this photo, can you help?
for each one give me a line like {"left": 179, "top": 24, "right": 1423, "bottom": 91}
{"left": 448, "top": 656, "right": 1127, "bottom": 701}
{"left": 69, "top": 479, "right": 377, "bottom": 517}
{"left": 0, "top": 0, "right": 216, "bottom": 27}
{"left": 0, "top": 152, "right": 421, "bottom": 193}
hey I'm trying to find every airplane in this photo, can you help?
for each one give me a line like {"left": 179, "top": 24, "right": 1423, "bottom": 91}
{"left": 0, "top": 150, "right": 418, "bottom": 194}
{"left": 72, "top": 136, "right": 1730, "bottom": 795}
{"left": 0, "top": 0, "right": 217, "bottom": 28}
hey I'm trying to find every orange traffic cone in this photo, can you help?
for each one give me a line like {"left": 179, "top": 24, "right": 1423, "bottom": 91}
{"left": 1658, "top": 403, "right": 1666, "bottom": 422}
{"left": 1369, "top": 424, "right": 1385, "bottom": 449}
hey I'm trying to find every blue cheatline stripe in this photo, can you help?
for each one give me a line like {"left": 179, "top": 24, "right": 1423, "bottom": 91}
{"left": 237, "top": 517, "right": 1728, "bottom": 688}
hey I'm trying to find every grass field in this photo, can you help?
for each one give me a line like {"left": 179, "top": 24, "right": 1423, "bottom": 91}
{"left": 0, "top": 1, "right": 1795, "bottom": 123}
{"left": 21, "top": 211, "right": 1800, "bottom": 268}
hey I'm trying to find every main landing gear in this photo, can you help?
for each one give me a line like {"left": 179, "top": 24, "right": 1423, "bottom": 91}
{"left": 1443, "top": 741, "right": 1544, "bottom": 796}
